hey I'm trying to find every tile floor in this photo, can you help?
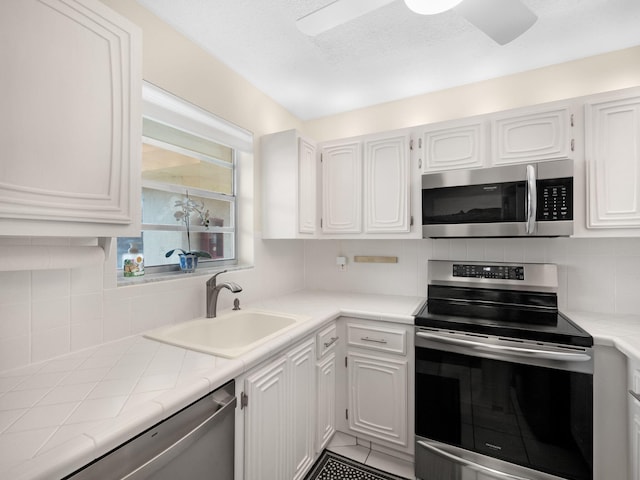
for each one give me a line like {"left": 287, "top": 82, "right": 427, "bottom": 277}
{"left": 326, "top": 431, "right": 416, "bottom": 479}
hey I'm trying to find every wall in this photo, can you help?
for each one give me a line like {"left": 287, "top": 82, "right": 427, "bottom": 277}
{"left": 304, "top": 46, "right": 640, "bottom": 141}
{"left": 303, "top": 237, "right": 640, "bottom": 315}
{"left": 1, "top": 1, "right": 639, "bottom": 372}
{"left": 302, "top": 44, "right": 640, "bottom": 317}
{"left": 0, "top": 0, "right": 308, "bottom": 372}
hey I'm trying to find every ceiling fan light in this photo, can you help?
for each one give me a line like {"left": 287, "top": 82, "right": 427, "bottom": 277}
{"left": 403, "top": 0, "right": 464, "bottom": 15}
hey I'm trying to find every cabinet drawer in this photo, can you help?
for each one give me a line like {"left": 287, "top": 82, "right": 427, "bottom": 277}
{"left": 346, "top": 323, "right": 406, "bottom": 355}
{"left": 316, "top": 323, "right": 339, "bottom": 359}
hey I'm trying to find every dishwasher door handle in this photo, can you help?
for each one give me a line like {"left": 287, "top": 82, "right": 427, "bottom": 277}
{"left": 123, "top": 394, "right": 237, "bottom": 480}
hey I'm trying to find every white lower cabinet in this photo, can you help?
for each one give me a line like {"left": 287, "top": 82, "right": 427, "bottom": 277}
{"left": 347, "top": 351, "right": 408, "bottom": 446}
{"left": 632, "top": 398, "right": 640, "bottom": 480}
{"left": 315, "top": 323, "right": 339, "bottom": 453}
{"left": 336, "top": 318, "right": 413, "bottom": 454}
{"left": 244, "top": 338, "right": 315, "bottom": 480}
{"left": 629, "top": 356, "right": 640, "bottom": 480}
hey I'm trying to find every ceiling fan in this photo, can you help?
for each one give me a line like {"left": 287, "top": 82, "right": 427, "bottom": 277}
{"left": 296, "top": 0, "right": 538, "bottom": 45}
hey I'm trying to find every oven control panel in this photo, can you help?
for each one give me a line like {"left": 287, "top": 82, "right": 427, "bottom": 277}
{"left": 452, "top": 264, "right": 524, "bottom": 280}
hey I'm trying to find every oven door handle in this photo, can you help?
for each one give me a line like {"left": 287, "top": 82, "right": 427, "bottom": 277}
{"left": 417, "top": 440, "right": 532, "bottom": 480}
{"left": 416, "top": 331, "right": 591, "bottom": 362}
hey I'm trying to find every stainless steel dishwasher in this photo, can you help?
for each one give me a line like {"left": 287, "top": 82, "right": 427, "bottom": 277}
{"left": 65, "top": 380, "right": 236, "bottom": 480}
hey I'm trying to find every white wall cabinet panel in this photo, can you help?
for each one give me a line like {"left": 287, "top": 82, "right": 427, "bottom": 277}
{"left": 261, "top": 130, "right": 317, "bottom": 238}
{"left": 299, "top": 139, "right": 318, "bottom": 234}
{"left": 321, "top": 142, "right": 362, "bottom": 234}
{"left": 422, "top": 119, "right": 487, "bottom": 173}
{"left": 0, "top": 0, "right": 141, "bottom": 237}
{"left": 585, "top": 91, "right": 640, "bottom": 230}
{"left": 492, "top": 106, "right": 574, "bottom": 166}
{"left": 364, "top": 135, "right": 410, "bottom": 233}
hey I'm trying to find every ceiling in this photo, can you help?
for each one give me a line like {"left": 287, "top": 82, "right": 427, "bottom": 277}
{"left": 135, "top": 0, "right": 640, "bottom": 120}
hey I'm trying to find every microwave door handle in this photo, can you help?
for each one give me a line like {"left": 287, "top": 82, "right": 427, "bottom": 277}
{"left": 526, "top": 164, "right": 537, "bottom": 235}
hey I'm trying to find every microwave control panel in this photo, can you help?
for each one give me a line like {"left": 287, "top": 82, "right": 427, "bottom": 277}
{"left": 537, "top": 177, "right": 573, "bottom": 221}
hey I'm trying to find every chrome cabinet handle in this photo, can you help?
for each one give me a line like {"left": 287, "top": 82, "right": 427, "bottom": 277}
{"left": 417, "top": 441, "right": 532, "bottom": 480}
{"left": 323, "top": 336, "right": 339, "bottom": 348}
{"left": 525, "top": 164, "right": 537, "bottom": 235}
{"left": 361, "top": 336, "right": 387, "bottom": 344}
{"left": 416, "top": 331, "right": 591, "bottom": 362}
{"left": 630, "top": 390, "right": 640, "bottom": 403}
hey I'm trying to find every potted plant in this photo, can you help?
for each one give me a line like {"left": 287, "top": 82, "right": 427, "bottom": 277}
{"left": 165, "top": 193, "right": 212, "bottom": 272}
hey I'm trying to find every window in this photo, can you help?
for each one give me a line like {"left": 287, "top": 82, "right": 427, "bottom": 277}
{"left": 117, "top": 82, "right": 252, "bottom": 275}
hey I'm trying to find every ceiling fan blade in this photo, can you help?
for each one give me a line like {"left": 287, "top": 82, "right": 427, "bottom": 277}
{"left": 296, "top": 0, "right": 395, "bottom": 36}
{"left": 455, "top": 0, "right": 538, "bottom": 45}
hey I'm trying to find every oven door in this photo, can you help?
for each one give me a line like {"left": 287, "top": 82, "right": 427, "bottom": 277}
{"left": 415, "top": 328, "right": 593, "bottom": 480}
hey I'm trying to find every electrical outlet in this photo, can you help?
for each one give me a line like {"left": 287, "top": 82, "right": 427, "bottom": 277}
{"left": 336, "top": 256, "right": 347, "bottom": 272}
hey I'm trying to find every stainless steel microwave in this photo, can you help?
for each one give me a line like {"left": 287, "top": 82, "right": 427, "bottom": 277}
{"left": 422, "top": 159, "right": 573, "bottom": 238}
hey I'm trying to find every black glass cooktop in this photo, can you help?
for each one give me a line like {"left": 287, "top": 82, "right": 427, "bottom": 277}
{"left": 414, "top": 299, "right": 593, "bottom": 348}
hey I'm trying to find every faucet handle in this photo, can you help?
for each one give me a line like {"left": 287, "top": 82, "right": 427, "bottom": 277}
{"left": 206, "top": 270, "right": 228, "bottom": 287}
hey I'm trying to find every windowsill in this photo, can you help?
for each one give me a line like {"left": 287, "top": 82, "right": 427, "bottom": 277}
{"left": 117, "top": 263, "right": 253, "bottom": 287}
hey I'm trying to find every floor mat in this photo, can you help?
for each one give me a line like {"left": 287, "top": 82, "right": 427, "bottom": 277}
{"left": 304, "top": 450, "right": 410, "bottom": 480}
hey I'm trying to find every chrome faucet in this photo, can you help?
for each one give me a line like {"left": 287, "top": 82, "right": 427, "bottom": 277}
{"left": 206, "top": 270, "right": 242, "bottom": 318}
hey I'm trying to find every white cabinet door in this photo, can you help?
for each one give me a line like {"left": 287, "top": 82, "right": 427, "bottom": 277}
{"left": 299, "top": 139, "right": 318, "bottom": 234}
{"left": 629, "top": 359, "right": 640, "bottom": 480}
{"left": 321, "top": 142, "right": 362, "bottom": 234}
{"left": 244, "top": 338, "right": 316, "bottom": 480}
{"left": 0, "top": 0, "right": 141, "bottom": 237}
{"left": 289, "top": 339, "right": 316, "bottom": 480}
{"left": 491, "top": 105, "right": 574, "bottom": 166}
{"left": 347, "top": 351, "right": 408, "bottom": 448}
{"left": 422, "top": 118, "right": 487, "bottom": 173}
{"left": 244, "top": 357, "right": 289, "bottom": 480}
{"left": 364, "top": 135, "right": 411, "bottom": 233}
{"left": 585, "top": 90, "right": 640, "bottom": 230}
{"left": 316, "top": 352, "right": 337, "bottom": 453}
{"left": 261, "top": 130, "right": 317, "bottom": 238}
{"left": 632, "top": 396, "right": 640, "bottom": 480}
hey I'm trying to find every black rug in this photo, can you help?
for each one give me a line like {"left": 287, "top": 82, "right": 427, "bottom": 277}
{"left": 304, "top": 450, "right": 410, "bottom": 480}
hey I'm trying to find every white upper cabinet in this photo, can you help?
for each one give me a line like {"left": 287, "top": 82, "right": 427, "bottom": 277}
{"left": 491, "top": 104, "right": 575, "bottom": 166}
{"left": 0, "top": 0, "right": 142, "bottom": 237}
{"left": 321, "top": 141, "right": 363, "bottom": 234}
{"left": 261, "top": 130, "right": 317, "bottom": 239}
{"left": 364, "top": 134, "right": 411, "bottom": 233}
{"left": 585, "top": 88, "right": 640, "bottom": 231}
{"left": 320, "top": 132, "right": 416, "bottom": 238}
{"left": 421, "top": 118, "right": 487, "bottom": 173}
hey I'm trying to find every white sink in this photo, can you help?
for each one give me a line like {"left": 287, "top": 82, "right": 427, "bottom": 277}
{"left": 144, "top": 309, "right": 310, "bottom": 358}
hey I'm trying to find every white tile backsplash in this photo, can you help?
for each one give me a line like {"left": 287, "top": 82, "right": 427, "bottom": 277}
{"left": 303, "top": 236, "right": 640, "bottom": 316}
{"left": 2, "top": 234, "right": 640, "bottom": 372}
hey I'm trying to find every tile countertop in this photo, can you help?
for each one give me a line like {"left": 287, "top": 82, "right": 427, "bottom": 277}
{"left": 0, "top": 290, "right": 425, "bottom": 480}
{"left": 565, "top": 310, "right": 640, "bottom": 360}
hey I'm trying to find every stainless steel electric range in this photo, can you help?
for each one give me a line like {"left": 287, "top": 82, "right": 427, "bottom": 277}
{"left": 414, "top": 260, "right": 593, "bottom": 480}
